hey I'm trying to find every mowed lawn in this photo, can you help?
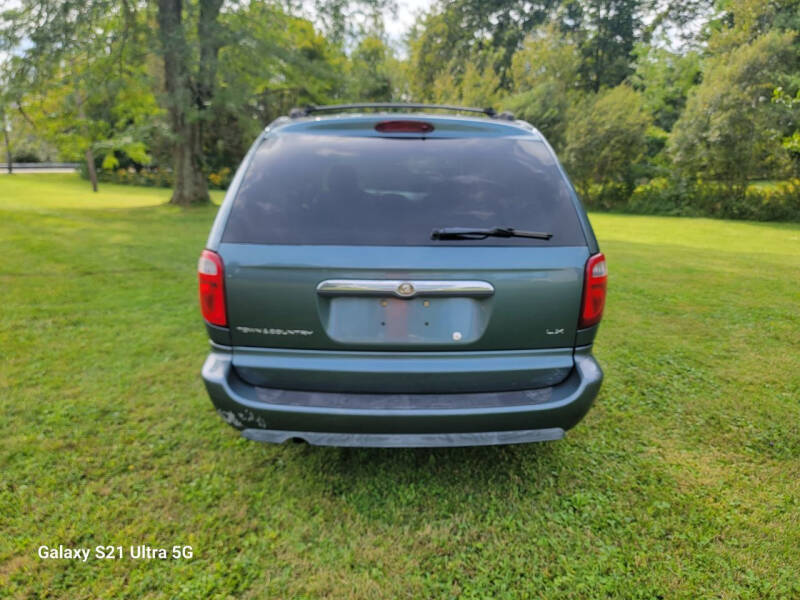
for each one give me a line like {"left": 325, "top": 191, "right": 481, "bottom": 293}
{"left": 1, "top": 174, "right": 799, "bottom": 599}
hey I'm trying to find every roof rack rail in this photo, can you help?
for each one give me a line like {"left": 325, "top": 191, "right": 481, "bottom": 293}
{"left": 289, "top": 103, "right": 514, "bottom": 120}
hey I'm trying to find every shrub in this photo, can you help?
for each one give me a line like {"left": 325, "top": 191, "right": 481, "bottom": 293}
{"left": 578, "top": 182, "right": 631, "bottom": 212}
{"left": 736, "top": 181, "right": 800, "bottom": 221}
{"left": 11, "top": 151, "right": 42, "bottom": 163}
{"left": 628, "top": 178, "right": 800, "bottom": 221}
{"left": 669, "top": 32, "right": 796, "bottom": 192}
{"left": 84, "top": 164, "right": 234, "bottom": 191}
{"left": 90, "top": 166, "right": 175, "bottom": 188}
{"left": 563, "top": 85, "right": 651, "bottom": 200}
{"left": 628, "top": 177, "right": 701, "bottom": 216}
{"left": 207, "top": 167, "right": 232, "bottom": 190}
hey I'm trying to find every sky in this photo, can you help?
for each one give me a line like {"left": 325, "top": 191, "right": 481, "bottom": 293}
{"left": 384, "top": 0, "right": 433, "bottom": 46}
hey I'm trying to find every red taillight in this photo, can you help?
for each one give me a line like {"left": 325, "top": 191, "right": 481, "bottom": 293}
{"left": 198, "top": 249, "right": 227, "bottom": 327}
{"left": 375, "top": 120, "right": 434, "bottom": 134}
{"left": 579, "top": 253, "right": 607, "bottom": 328}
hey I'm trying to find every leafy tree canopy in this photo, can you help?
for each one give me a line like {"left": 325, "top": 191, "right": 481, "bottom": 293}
{"left": 669, "top": 31, "right": 798, "bottom": 193}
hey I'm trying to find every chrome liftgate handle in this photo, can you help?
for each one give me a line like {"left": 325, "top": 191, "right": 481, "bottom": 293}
{"left": 315, "top": 280, "right": 495, "bottom": 299}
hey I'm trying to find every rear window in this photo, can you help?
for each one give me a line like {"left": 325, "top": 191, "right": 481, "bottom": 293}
{"left": 222, "top": 133, "right": 586, "bottom": 246}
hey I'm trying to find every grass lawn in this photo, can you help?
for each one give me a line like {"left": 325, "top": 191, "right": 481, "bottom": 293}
{"left": 2, "top": 174, "right": 799, "bottom": 599}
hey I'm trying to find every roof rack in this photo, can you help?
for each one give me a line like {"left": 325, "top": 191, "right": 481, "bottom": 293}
{"left": 289, "top": 103, "right": 515, "bottom": 121}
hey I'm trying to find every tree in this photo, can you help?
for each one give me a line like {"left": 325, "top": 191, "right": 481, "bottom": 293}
{"left": 430, "top": 52, "right": 504, "bottom": 108}
{"left": 406, "top": 0, "right": 559, "bottom": 100}
{"left": 642, "top": 0, "right": 715, "bottom": 50}
{"left": 154, "top": 0, "right": 390, "bottom": 205}
{"left": 310, "top": 0, "right": 396, "bottom": 47}
{"left": 345, "top": 36, "right": 398, "bottom": 102}
{"left": 206, "top": 6, "right": 347, "bottom": 172}
{"left": 0, "top": 0, "right": 156, "bottom": 190}
{"left": 406, "top": 8, "right": 470, "bottom": 101}
{"left": 562, "top": 0, "right": 644, "bottom": 92}
{"left": 706, "top": 0, "right": 800, "bottom": 54}
{"left": 0, "top": 59, "right": 14, "bottom": 173}
{"left": 669, "top": 31, "right": 797, "bottom": 196}
{"left": 772, "top": 86, "right": 800, "bottom": 173}
{"left": 156, "top": 0, "right": 225, "bottom": 205}
{"left": 0, "top": 62, "right": 57, "bottom": 167}
{"left": 1, "top": 110, "right": 10, "bottom": 173}
{"left": 630, "top": 44, "right": 701, "bottom": 132}
{"left": 504, "top": 26, "right": 583, "bottom": 150}
{"left": 562, "top": 84, "right": 651, "bottom": 199}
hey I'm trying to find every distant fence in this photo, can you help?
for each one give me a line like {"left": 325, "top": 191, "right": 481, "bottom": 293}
{"left": 0, "top": 162, "right": 80, "bottom": 171}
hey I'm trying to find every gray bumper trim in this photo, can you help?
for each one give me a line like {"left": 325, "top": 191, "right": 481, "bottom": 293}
{"left": 241, "top": 427, "right": 565, "bottom": 448}
{"left": 202, "top": 345, "right": 602, "bottom": 442}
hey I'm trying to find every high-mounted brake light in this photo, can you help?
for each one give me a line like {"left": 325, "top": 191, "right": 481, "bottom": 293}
{"left": 375, "top": 120, "right": 434, "bottom": 134}
{"left": 198, "top": 249, "right": 227, "bottom": 327}
{"left": 579, "top": 253, "right": 607, "bottom": 328}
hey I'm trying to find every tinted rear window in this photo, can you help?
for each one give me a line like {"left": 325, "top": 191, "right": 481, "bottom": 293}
{"left": 222, "top": 133, "right": 586, "bottom": 246}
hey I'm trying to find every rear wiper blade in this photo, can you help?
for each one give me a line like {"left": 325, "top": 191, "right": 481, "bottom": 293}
{"left": 431, "top": 226, "right": 553, "bottom": 241}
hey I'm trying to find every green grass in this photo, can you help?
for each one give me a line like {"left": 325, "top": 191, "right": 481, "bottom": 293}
{"left": 2, "top": 173, "right": 799, "bottom": 599}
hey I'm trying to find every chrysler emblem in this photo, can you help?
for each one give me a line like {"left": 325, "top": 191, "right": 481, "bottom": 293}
{"left": 396, "top": 282, "right": 415, "bottom": 297}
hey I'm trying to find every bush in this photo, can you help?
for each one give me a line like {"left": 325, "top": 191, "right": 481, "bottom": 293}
{"left": 92, "top": 166, "right": 175, "bottom": 188}
{"left": 82, "top": 164, "right": 234, "bottom": 190}
{"left": 669, "top": 32, "right": 797, "bottom": 190}
{"left": 627, "top": 178, "right": 702, "bottom": 216}
{"left": 578, "top": 182, "right": 631, "bottom": 212}
{"left": 734, "top": 181, "right": 800, "bottom": 221}
{"left": 628, "top": 178, "right": 800, "bottom": 221}
{"left": 207, "top": 167, "right": 232, "bottom": 190}
{"left": 11, "top": 151, "right": 42, "bottom": 163}
{"left": 563, "top": 85, "right": 651, "bottom": 198}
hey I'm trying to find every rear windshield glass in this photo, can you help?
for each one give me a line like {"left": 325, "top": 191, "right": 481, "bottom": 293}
{"left": 222, "top": 133, "right": 586, "bottom": 246}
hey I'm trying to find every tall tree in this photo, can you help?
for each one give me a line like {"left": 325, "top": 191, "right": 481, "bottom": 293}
{"left": 630, "top": 44, "right": 701, "bottom": 132}
{"left": 0, "top": 0, "right": 154, "bottom": 190}
{"left": 505, "top": 26, "right": 584, "bottom": 150}
{"left": 562, "top": 84, "right": 651, "bottom": 200}
{"left": 407, "top": 0, "right": 559, "bottom": 100}
{"left": 345, "top": 36, "right": 397, "bottom": 102}
{"left": 560, "top": 0, "right": 644, "bottom": 92}
{"left": 0, "top": 1, "right": 111, "bottom": 190}
{"left": 0, "top": 59, "right": 14, "bottom": 173}
{"left": 1, "top": 110, "right": 10, "bottom": 173}
{"left": 154, "top": 0, "right": 388, "bottom": 205}
{"left": 310, "top": 0, "right": 396, "bottom": 47}
{"left": 204, "top": 5, "right": 347, "bottom": 172}
{"left": 156, "top": 0, "right": 225, "bottom": 205}
{"left": 669, "top": 31, "right": 797, "bottom": 197}
{"left": 430, "top": 52, "right": 504, "bottom": 107}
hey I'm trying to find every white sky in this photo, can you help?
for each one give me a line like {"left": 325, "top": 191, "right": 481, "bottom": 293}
{"left": 384, "top": 0, "right": 434, "bottom": 45}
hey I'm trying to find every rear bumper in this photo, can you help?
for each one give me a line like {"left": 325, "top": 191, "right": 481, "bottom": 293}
{"left": 201, "top": 346, "right": 602, "bottom": 448}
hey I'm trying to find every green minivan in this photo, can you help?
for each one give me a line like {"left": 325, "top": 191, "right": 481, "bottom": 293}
{"left": 199, "top": 104, "right": 606, "bottom": 447}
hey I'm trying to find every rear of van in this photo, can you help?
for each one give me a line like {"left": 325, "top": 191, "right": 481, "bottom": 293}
{"left": 200, "top": 110, "right": 605, "bottom": 447}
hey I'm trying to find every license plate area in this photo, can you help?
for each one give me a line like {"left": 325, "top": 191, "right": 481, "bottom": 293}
{"left": 321, "top": 296, "right": 489, "bottom": 345}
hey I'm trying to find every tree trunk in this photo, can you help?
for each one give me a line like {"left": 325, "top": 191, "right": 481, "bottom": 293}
{"left": 157, "top": 0, "right": 210, "bottom": 206}
{"left": 73, "top": 62, "right": 98, "bottom": 192}
{"left": 2, "top": 112, "right": 11, "bottom": 174}
{"left": 172, "top": 118, "right": 208, "bottom": 204}
{"left": 198, "top": 0, "right": 224, "bottom": 104}
{"left": 85, "top": 147, "right": 98, "bottom": 192}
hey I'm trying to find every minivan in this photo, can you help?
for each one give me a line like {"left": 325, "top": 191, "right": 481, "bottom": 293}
{"left": 200, "top": 103, "right": 606, "bottom": 447}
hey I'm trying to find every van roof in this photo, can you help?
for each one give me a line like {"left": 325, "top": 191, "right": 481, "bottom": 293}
{"left": 267, "top": 112, "right": 541, "bottom": 139}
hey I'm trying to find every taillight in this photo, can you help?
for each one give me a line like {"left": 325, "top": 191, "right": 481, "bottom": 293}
{"left": 375, "top": 120, "right": 434, "bottom": 134}
{"left": 579, "top": 253, "right": 607, "bottom": 328}
{"left": 198, "top": 249, "right": 227, "bottom": 327}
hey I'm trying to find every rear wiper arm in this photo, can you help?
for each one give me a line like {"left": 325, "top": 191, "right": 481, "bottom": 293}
{"left": 431, "top": 226, "right": 553, "bottom": 241}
